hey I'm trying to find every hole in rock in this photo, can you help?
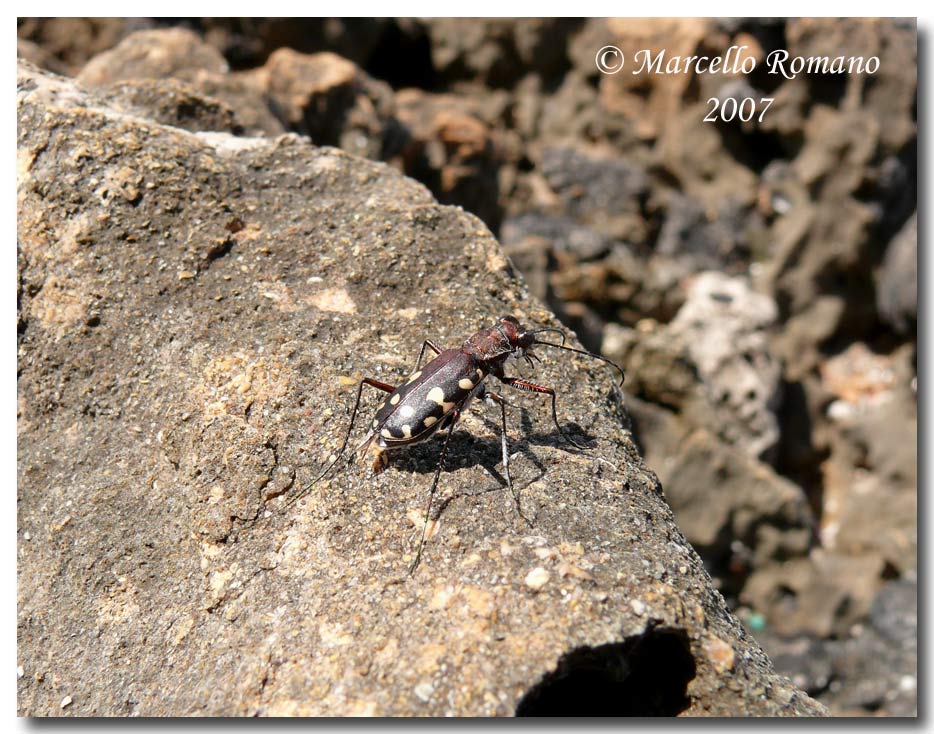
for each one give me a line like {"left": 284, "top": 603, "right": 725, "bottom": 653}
{"left": 515, "top": 625, "right": 696, "bottom": 716}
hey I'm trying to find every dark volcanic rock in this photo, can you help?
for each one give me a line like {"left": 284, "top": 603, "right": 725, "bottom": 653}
{"left": 254, "top": 48, "right": 403, "bottom": 160}
{"left": 763, "top": 20, "right": 917, "bottom": 374}
{"left": 96, "top": 78, "right": 245, "bottom": 135}
{"left": 17, "top": 61, "right": 824, "bottom": 717}
{"left": 76, "top": 27, "right": 230, "bottom": 87}
{"left": 757, "top": 576, "right": 917, "bottom": 716}
{"left": 182, "top": 69, "right": 287, "bottom": 137}
{"left": 17, "top": 17, "right": 152, "bottom": 74}
{"left": 395, "top": 89, "right": 506, "bottom": 232}
{"left": 422, "top": 18, "right": 578, "bottom": 88}
{"left": 538, "top": 146, "right": 649, "bottom": 243}
{"left": 72, "top": 28, "right": 284, "bottom": 138}
{"left": 625, "top": 397, "right": 813, "bottom": 597}
{"left": 194, "top": 18, "right": 391, "bottom": 70}
{"left": 16, "top": 38, "right": 71, "bottom": 75}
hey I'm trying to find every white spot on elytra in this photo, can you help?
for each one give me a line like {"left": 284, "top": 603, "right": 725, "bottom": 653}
{"left": 372, "top": 419, "right": 379, "bottom": 428}
{"left": 390, "top": 393, "right": 400, "bottom": 405}
{"left": 398, "top": 404, "right": 415, "bottom": 419}
{"left": 380, "top": 428, "right": 392, "bottom": 438}
{"left": 423, "top": 416, "right": 437, "bottom": 427}
{"left": 458, "top": 378, "right": 475, "bottom": 390}
{"left": 475, "top": 368, "right": 484, "bottom": 380}
{"left": 402, "top": 424, "right": 412, "bottom": 438}
{"left": 426, "top": 386, "right": 455, "bottom": 413}
{"left": 407, "top": 371, "right": 422, "bottom": 384}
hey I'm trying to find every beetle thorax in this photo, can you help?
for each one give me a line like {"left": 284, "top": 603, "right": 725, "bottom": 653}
{"left": 462, "top": 315, "right": 535, "bottom": 366}
{"left": 462, "top": 326, "right": 511, "bottom": 362}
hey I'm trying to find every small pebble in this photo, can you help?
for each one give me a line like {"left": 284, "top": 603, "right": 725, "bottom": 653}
{"left": 414, "top": 682, "right": 434, "bottom": 702}
{"left": 630, "top": 599, "right": 645, "bottom": 616}
{"left": 703, "top": 636, "right": 735, "bottom": 673}
{"left": 16, "top": 666, "right": 24, "bottom": 678}
{"left": 60, "top": 695, "right": 72, "bottom": 709}
{"left": 524, "top": 567, "right": 550, "bottom": 591}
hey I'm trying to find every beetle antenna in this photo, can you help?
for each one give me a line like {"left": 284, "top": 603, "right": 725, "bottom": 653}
{"left": 533, "top": 340, "right": 625, "bottom": 386}
{"left": 531, "top": 327, "right": 567, "bottom": 346}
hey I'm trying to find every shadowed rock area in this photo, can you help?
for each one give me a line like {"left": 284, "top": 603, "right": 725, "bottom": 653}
{"left": 17, "top": 61, "right": 826, "bottom": 716}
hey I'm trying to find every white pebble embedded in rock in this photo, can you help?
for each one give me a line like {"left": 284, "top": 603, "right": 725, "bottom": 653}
{"left": 524, "top": 567, "right": 550, "bottom": 591}
{"left": 414, "top": 682, "right": 434, "bottom": 702}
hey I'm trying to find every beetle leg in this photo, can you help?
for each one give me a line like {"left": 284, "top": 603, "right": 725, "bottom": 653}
{"left": 496, "top": 376, "right": 590, "bottom": 450}
{"left": 484, "top": 390, "right": 531, "bottom": 526}
{"left": 415, "top": 339, "right": 443, "bottom": 370}
{"left": 409, "top": 409, "right": 460, "bottom": 575}
{"left": 286, "top": 377, "right": 396, "bottom": 509}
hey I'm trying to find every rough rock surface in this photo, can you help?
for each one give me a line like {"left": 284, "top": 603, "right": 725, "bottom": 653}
{"left": 395, "top": 89, "right": 506, "bottom": 233}
{"left": 67, "top": 27, "right": 284, "bottom": 139}
{"left": 16, "top": 62, "right": 825, "bottom": 717}
{"left": 252, "top": 48, "right": 402, "bottom": 160}
{"left": 95, "top": 77, "right": 246, "bottom": 135}
{"left": 623, "top": 396, "right": 814, "bottom": 598}
{"left": 17, "top": 17, "right": 152, "bottom": 74}
{"left": 75, "top": 27, "right": 230, "bottom": 87}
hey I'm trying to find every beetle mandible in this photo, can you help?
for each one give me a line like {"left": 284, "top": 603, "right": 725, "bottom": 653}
{"left": 287, "top": 315, "right": 625, "bottom": 574}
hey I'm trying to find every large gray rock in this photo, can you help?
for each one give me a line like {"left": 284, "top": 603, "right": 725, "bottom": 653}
{"left": 16, "top": 61, "right": 825, "bottom": 717}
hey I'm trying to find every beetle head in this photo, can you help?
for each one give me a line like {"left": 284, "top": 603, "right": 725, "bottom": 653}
{"left": 473, "top": 316, "right": 624, "bottom": 387}
{"left": 504, "top": 316, "right": 626, "bottom": 386}
{"left": 497, "top": 315, "right": 536, "bottom": 357}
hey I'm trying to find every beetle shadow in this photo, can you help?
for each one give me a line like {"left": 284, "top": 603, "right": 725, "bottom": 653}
{"left": 385, "top": 399, "right": 607, "bottom": 521}
{"left": 388, "top": 428, "right": 541, "bottom": 479}
{"left": 387, "top": 407, "right": 549, "bottom": 493}
{"left": 328, "top": 399, "right": 601, "bottom": 494}
{"left": 388, "top": 394, "right": 599, "bottom": 479}
{"left": 507, "top": 402, "right": 602, "bottom": 453}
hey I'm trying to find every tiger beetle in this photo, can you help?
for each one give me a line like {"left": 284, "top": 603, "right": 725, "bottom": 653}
{"left": 287, "top": 315, "right": 625, "bottom": 574}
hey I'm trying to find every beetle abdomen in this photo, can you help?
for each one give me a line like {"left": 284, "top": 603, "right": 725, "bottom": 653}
{"left": 373, "top": 349, "right": 487, "bottom": 446}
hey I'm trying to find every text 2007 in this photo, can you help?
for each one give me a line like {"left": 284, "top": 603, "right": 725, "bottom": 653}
{"left": 704, "top": 97, "right": 774, "bottom": 123}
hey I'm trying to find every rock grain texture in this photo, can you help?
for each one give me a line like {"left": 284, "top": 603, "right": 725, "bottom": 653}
{"left": 17, "top": 62, "right": 825, "bottom": 717}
